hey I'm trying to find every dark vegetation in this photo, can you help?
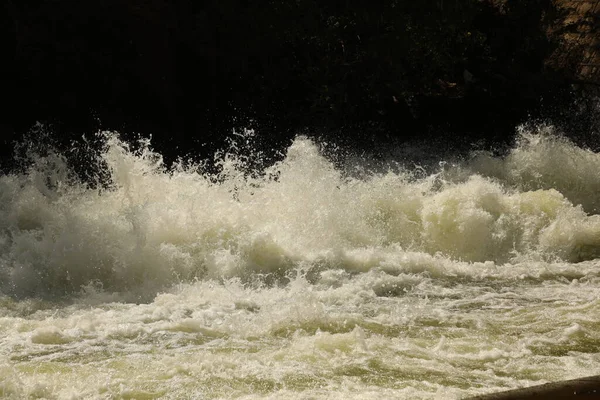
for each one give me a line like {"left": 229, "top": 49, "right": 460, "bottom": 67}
{"left": 0, "top": 0, "right": 598, "bottom": 173}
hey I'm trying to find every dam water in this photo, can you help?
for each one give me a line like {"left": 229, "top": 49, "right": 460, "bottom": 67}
{"left": 1, "top": 126, "right": 600, "bottom": 399}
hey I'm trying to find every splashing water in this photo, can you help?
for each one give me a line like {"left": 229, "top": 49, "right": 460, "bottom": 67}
{"left": 1, "top": 127, "right": 600, "bottom": 399}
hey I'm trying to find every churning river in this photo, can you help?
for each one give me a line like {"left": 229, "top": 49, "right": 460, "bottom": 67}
{"left": 1, "top": 126, "right": 600, "bottom": 399}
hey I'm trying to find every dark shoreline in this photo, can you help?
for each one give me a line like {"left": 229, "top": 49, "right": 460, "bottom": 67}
{"left": 467, "top": 375, "right": 600, "bottom": 399}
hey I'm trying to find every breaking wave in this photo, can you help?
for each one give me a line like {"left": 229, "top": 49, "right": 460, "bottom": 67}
{"left": 1, "top": 126, "right": 600, "bottom": 299}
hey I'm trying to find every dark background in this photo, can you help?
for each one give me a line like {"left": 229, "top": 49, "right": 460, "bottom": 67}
{"left": 1, "top": 0, "right": 599, "bottom": 173}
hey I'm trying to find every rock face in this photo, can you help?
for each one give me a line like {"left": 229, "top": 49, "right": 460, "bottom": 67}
{"left": 0, "top": 0, "right": 598, "bottom": 173}
{"left": 547, "top": 0, "right": 600, "bottom": 87}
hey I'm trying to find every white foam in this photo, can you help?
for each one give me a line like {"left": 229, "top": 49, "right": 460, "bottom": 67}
{"left": 1, "top": 126, "right": 600, "bottom": 398}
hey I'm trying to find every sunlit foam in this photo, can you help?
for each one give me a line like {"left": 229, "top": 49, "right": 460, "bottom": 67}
{"left": 1, "top": 127, "right": 600, "bottom": 299}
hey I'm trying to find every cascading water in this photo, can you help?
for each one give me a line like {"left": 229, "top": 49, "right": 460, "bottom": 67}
{"left": 1, "top": 125, "right": 600, "bottom": 399}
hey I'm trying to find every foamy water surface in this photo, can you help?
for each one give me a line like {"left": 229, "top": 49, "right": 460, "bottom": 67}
{"left": 1, "top": 126, "right": 600, "bottom": 399}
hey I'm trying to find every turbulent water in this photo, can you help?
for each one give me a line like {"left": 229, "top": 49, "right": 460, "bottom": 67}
{"left": 1, "top": 125, "right": 600, "bottom": 399}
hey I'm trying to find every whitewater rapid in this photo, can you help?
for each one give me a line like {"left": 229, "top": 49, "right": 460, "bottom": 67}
{"left": 1, "top": 126, "right": 600, "bottom": 398}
